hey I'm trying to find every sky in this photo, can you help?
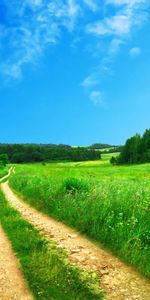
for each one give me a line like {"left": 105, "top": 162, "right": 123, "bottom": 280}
{"left": 0, "top": 0, "right": 150, "bottom": 146}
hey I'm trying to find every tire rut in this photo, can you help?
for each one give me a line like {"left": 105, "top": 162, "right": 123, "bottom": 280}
{"left": 2, "top": 181, "right": 150, "bottom": 300}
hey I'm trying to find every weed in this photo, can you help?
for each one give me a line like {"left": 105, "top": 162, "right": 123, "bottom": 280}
{"left": 63, "top": 178, "right": 89, "bottom": 194}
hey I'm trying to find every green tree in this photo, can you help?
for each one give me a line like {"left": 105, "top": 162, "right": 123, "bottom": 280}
{"left": 0, "top": 154, "right": 8, "bottom": 167}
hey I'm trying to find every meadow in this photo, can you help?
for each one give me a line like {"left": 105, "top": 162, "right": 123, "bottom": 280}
{"left": 0, "top": 165, "right": 9, "bottom": 179}
{"left": 9, "top": 155, "right": 150, "bottom": 278}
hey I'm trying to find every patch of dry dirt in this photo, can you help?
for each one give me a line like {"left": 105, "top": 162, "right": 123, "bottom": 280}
{"left": 0, "top": 225, "right": 33, "bottom": 300}
{"left": 2, "top": 181, "right": 150, "bottom": 300}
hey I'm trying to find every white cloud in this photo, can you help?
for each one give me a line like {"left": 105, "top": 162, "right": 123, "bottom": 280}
{"left": 47, "top": 0, "right": 80, "bottom": 31}
{"left": 84, "top": 0, "right": 148, "bottom": 98}
{"left": 1, "top": 63, "right": 22, "bottom": 79}
{"left": 108, "top": 14, "right": 131, "bottom": 35}
{"left": 106, "top": 0, "right": 146, "bottom": 7}
{"left": 87, "top": 14, "right": 131, "bottom": 36}
{"left": 68, "top": 0, "right": 79, "bottom": 16}
{"left": 27, "top": 0, "right": 43, "bottom": 7}
{"left": 83, "top": 0, "right": 98, "bottom": 12}
{"left": 0, "top": 0, "right": 148, "bottom": 82}
{"left": 90, "top": 90, "right": 104, "bottom": 105}
{"left": 129, "top": 47, "right": 141, "bottom": 57}
{"left": 108, "top": 38, "right": 124, "bottom": 54}
{"left": 0, "top": 0, "right": 81, "bottom": 79}
{"left": 81, "top": 75, "right": 98, "bottom": 88}
{"left": 87, "top": 0, "right": 148, "bottom": 38}
{"left": 87, "top": 22, "right": 109, "bottom": 35}
{"left": 0, "top": 21, "right": 59, "bottom": 79}
{"left": 87, "top": 8, "right": 146, "bottom": 38}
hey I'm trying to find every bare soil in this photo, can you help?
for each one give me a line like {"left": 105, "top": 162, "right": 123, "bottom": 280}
{"left": 0, "top": 225, "right": 33, "bottom": 300}
{"left": 2, "top": 181, "right": 150, "bottom": 300}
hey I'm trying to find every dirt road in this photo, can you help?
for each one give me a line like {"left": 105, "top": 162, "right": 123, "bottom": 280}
{"left": 0, "top": 225, "right": 33, "bottom": 300}
{"left": 0, "top": 167, "right": 14, "bottom": 183}
{"left": 2, "top": 181, "right": 150, "bottom": 300}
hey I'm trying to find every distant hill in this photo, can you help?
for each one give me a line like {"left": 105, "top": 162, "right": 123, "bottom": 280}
{"left": 88, "top": 143, "right": 116, "bottom": 149}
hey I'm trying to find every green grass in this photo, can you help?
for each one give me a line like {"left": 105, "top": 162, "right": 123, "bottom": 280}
{"left": 0, "top": 165, "right": 9, "bottom": 179}
{"left": 101, "top": 152, "right": 119, "bottom": 161}
{"left": 9, "top": 156, "right": 150, "bottom": 278}
{"left": 0, "top": 189, "right": 104, "bottom": 300}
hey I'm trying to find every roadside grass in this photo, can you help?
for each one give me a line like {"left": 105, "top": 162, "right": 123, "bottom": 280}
{"left": 0, "top": 189, "right": 104, "bottom": 300}
{"left": 0, "top": 165, "right": 9, "bottom": 179}
{"left": 9, "top": 160, "right": 150, "bottom": 278}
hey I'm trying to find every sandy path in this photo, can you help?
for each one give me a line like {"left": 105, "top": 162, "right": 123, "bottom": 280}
{"left": 0, "top": 225, "right": 33, "bottom": 300}
{"left": 0, "top": 167, "right": 14, "bottom": 183}
{"left": 2, "top": 181, "right": 150, "bottom": 300}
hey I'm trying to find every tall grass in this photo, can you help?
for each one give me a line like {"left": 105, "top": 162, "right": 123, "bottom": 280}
{"left": 0, "top": 189, "right": 104, "bottom": 300}
{"left": 0, "top": 165, "right": 9, "bottom": 179}
{"left": 9, "top": 162, "right": 150, "bottom": 278}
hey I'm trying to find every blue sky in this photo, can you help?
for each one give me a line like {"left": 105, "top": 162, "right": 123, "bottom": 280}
{"left": 0, "top": 0, "right": 150, "bottom": 145}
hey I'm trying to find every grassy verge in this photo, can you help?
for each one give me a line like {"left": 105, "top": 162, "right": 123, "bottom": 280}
{"left": 0, "top": 165, "right": 9, "bottom": 179}
{"left": 0, "top": 189, "right": 104, "bottom": 300}
{"left": 9, "top": 168, "right": 150, "bottom": 279}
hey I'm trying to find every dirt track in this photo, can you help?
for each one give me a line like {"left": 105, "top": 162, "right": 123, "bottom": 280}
{"left": 2, "top": 181, "right": 150, "bottom": 300}
{"left": 0, "top": 167, "right": 14, "bottom": 183}
{"left": 0, "top": 225, "right": 33, "bottom": 300}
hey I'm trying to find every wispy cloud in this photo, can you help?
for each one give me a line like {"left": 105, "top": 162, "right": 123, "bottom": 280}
{"left": 83, "top": 0, "right": 99, "bottom": 12}
{"left": 106, "top": 0, "right": 146, "bottom": 8}
{"left": 0, "top": 20, "right": 59, "bottom": 79}
{"left": 82, "top": 0, "right": 148, "bottom": 105}
{"left": 108, "top": 38, "right": 124, "bottom": 55}
{"left": 81, "top": 74, "right": 98, "bottom": 88}
{"left": 0, "top": 0, "right": 80, "bottom": 79}
{"left": 89, "top": 90, "right": 108, "bottom": 108}
{"left": 90, "top": 90, "right": 104, "bottom": 105}
{"left": 87, "top": 14, "right": 132, "bottom": 36}
{"left": 87, "top": 0, "right": 148, "bottom": 37}
{"left": 0, "top": 0, "right": 149, "bottom": 107}
{"left": 129, "top": 47, "right": 141, "bottom": 57}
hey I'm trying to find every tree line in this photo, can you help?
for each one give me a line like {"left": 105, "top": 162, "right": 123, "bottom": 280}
{"left": 0, "top": 144, "right": 100, "bottom": 163}
{"left": 89, "top": 143, "right": 116, "bottom": 149}
{"left": 0, "top": 154, "right": 8, "bottom": 168}
{"left": 111, "top": 129, "right": 150, "bottom": 164}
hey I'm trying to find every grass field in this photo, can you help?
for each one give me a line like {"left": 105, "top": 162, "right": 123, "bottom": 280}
{"left": 0, "top": 165, "right": 9, "bottom": 179}
{"left": 9, "top": 153, "right": 150, "bottom": 278}
{"left": 0, "top": 189, "right": 103, "bottom": 299}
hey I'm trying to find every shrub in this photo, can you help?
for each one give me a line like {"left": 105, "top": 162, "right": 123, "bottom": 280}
{"left": 0, "top": 154, "right": 8, "bottom": 167}
{"left": 110, "top": 156, "right": 117, "bottom": 165}
{"left": 63, "top": 178, "right": 89, "bottom": 194}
